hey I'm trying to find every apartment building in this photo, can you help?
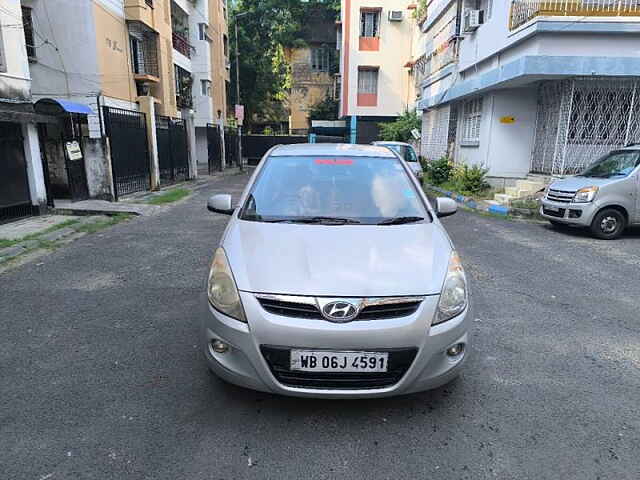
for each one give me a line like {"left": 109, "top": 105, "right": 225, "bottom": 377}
{"left": 419, "top": 0, "right": 640, "bottom": 196}
{"left": 287, "top": 5, "right": 339, "bottom": 135}
{"left": 0, "top": 0, "right": 48, "bottom": 223}
{"left": 11, "top": 0, "right": 228, "bottom": 204}
{"left": 339, "top": 0, "right": 419, "bottom": 143}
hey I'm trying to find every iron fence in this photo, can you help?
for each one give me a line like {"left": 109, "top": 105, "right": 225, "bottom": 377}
{"left": 510, "top": 0, "right": 640, "bottom": 30}
{"left": 532, "top": 78, "right": 640, "bottom": 175}
{"left": 103, "top": 106, "right": 151, "bottom": 199}
{"left": 156, "top": 115, "right": 189, "bottom": 185}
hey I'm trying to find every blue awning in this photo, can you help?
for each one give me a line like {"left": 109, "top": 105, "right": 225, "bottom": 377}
{"left": 34, "top": 98, "right": 95, "bottom": 116}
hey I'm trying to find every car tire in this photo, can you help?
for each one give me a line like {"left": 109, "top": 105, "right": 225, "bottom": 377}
{"left": 590, "top": 208, "right": 626, "bottom": 240}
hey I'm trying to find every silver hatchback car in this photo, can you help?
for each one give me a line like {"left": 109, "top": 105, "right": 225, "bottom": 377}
{"left": 202, "top": 144, "right": 469, "bottom": 398}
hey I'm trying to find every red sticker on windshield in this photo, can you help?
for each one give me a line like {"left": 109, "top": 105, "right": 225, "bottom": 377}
{"left": 315, "top": 158, "right": 354, "bottom": 165}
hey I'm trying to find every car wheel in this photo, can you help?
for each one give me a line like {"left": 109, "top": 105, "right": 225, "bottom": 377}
{"left": 590, "top": 208, "right": 626, "bottom": 240}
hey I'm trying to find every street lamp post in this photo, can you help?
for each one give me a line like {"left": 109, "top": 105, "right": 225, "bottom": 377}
{"left": 234, "top": 12, "right": 248, "bottom": 172}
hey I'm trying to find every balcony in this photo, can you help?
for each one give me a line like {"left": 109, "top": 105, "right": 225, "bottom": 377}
{"left": 172, "top": 31, "right": 194, "bottom": 58}
{"left": 175, "top": 64, "right": 193, "bottom": 109}
{"left": 128, "top": 21, "right": 159, "bottom": 80}
{"left": 510, "top": 0, "right": 640, "bottom": 31}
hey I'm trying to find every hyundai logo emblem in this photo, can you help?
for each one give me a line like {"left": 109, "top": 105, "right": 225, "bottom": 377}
{"left": 322, "top": 301, "right": 358, "bottom": 322}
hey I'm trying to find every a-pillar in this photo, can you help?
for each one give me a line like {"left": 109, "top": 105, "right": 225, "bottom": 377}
{"left": 138, "top": 96, "right": 160, "bottom": 190}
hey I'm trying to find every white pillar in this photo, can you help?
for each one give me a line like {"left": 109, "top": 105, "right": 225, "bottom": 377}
{"left": 21, "top": 122, "right": 47, "bottom": 208}
{"left": 182, "top": 108, "right": 198, "bottom": 180}
{"left": 138, "top": 96, "right": 160, "bottom": 190}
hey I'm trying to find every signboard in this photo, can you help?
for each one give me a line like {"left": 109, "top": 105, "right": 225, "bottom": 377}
{"left": 235, "top": 104, "right": 245, "bottom": 126}
{"left": 65, "top": 141, "right": 83, "bottom": 161}
{"left": 411, "top": 128, "right": 421, "bottom": 140}
{"left": 500, "top": 116, "right": 516, "bottom": 124}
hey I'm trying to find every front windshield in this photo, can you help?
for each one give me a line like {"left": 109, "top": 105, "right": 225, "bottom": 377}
{"left": 240, "top": 156, "right": 429, "bottom": 224}
{"left": 386, "top": 145, "right": 419, "bottom": 163}
{"left": 580, "top": 151, "right": 640, "bottom": 178}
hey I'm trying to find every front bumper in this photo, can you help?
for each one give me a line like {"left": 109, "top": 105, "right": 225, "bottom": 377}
{"left": 201, "top": 292, "right": 469, "bottom": 398}
{"left": 540, "top": 198, "right": 598, "bottom": 226}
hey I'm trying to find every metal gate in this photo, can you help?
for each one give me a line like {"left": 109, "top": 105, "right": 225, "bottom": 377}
{"left": 0, "top": 122, "right": 37, "bottom": 224}
{"left": 103, "top": 106, "right": 151, "bottom": 200}
{"left": 207, "top": 123, "right": 223, "bottom": 173}
{"left": 156, "top": 115, "right": 189, "bottom": 185}
{"left": 224, "top": 127, "right": 239, "bottom": 168}
{"left": 532, "top": 78, "right": 640, "bottom": 175}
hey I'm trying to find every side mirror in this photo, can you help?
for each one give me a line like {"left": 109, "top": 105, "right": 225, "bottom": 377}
{"left": 207, "top": 194, "right": 234, "bottom": 215}
{"left": 435, "top": 197, "right": 457, "bottom": 218}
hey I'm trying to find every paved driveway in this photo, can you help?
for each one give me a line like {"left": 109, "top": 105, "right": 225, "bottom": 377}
{"left": 1, "top": 174, "right": 638, "bottom": 479}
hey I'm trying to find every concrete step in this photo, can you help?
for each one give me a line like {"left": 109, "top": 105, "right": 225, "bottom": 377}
{"left": 505, "top": 187, "right": 519, "bottom": 197}
{"left": 516, "top": 180, "right": 546, "bottom": 192}
{"left": 494, "top": 193, "right": 514, "bottom": 205}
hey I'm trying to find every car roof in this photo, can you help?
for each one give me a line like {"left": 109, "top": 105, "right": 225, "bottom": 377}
{"left": 270, "top": 143, "right": 397, "bottom": 158}
{"left": 617, "top": 145, "right": 640, "bottom": 151}
{"left": 372, "top": 141, "right": 412, "bottom": 147}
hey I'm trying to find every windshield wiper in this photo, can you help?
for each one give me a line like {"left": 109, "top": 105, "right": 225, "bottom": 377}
{"left": 377, "top": 216, "right": 425, "bottom": 225}
{"left": 266, "top": 216, "right": 361, "bottom": 225}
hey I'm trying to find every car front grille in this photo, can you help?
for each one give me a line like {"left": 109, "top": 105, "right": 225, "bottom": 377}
{"left": 257, "top": 297, "right": 321, "bottom": 319}
{"left": 543, "top": 207, "right": 566, "bottom": 218}
{"left": 546, "top": 189, "right": 575, "bottom": 203}
{"left": 256, "top": 295, "right": 423, "bottom": 321}
{"left": 260, "top": 346, "right": 418, "bottom": 389}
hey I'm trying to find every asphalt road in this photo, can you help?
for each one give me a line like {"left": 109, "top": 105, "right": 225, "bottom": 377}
{"left": 1, "top": 173, "right": 639, "bottom": 480}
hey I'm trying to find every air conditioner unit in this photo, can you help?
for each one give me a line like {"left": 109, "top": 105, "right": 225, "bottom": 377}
{"left": 463, "top": 9, "right": 484, "bottom": 32}
{"left": 388, "top": 10, "right": 403, "bottom": 22}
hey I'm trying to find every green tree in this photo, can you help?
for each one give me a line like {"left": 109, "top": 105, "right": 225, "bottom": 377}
{"left": 308, "top": 94, "right": 339, "bottom": 121}
{"left": 230, "top": 0, "right": 337, "bottom": 130}
{"left": 378, "top": 110, "right": 421, "bottom": 142}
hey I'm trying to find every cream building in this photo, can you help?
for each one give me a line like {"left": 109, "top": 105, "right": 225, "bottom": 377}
{"left": 339, "top": 0, "right": 419, "bottom": 143}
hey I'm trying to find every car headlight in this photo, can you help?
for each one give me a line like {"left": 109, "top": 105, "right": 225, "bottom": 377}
{"left": 433, "top": 251, "right": 468, "bottom": 325}
{"left": 573, "top": 186, "right": 598, "bottom": 203}
{"left": 207, "top": 247, "right": 246, "bottom": 322}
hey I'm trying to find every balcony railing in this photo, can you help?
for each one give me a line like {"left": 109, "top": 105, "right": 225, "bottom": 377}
{"left": 172, "top": 31, "right": 193, "bottom": 58}
{"left": 510, "top": 0, "right": 640, "bottom": 30}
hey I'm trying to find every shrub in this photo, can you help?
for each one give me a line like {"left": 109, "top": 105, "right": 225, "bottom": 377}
{"left": 378, "top": 110, "right": 421, "bottom": 142}
{"left": 424, "top": 156, "right": 453, "bottom": 185}
{"left": 451, "top": 164, "right": 490, "bottom": 195}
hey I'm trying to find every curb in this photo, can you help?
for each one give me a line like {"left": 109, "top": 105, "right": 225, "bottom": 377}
{"left": 426, "top": 184, "right": 538, "bottom": 218}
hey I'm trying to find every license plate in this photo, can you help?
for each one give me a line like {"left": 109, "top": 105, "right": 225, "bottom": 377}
{"left": 290, "top": 350, "right": 389, "bottom": 373}
{"left": 546, "top": 205, "right": 560, "bottom": 212}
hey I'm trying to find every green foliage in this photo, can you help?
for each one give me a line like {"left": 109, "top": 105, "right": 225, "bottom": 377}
{"left": 451, "top": 164, "right": 491, "bottom": 195}
{"left": 423, "top": 156, "right": 453, "bottom": 185}
{"left": 308, "top": 94, "right": 339, "bottom": 121}
{"left": 231, "top": 0, "right": 338, "bottom": 128}
{"left": 414, "top": 0, "right": 428, "bottom": 21}
{"left": 378, "top": 110, "right": 421, "bottom": 142}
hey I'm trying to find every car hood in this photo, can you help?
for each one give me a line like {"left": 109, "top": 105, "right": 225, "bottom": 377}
{"left": 224, "top": 221, "right": 453, "bottom": 297}
{"left": 550, "top": 176, "right": 615, "bottom": 192}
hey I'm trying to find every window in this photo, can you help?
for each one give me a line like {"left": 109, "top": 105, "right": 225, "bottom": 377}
{"left": 462, "top": 98, "right": 483, "bottom": 144}
{"left": 239, "top": 156, "right": 429, "bottom": 224}
{"left": 360, "top": 10, "right": 380, "bottom": 37}
{"left": 222, "top": 0, "right": 227, "bottom": 19}
{"left": 201, "top": 79, "right": 212, "bottom": 96}
{"left": 358, "top": 69, "right": 378, "bottom": 95}
{"left": 198, "top": 23, "right": 211, "bottom": 42}
{"left": 22, "top": 6, "right": 35, "bottom": 60}
{"left": 311, "top": 48, "right": 332, "bottom": 73}
{"left": 223, "top": 34, "right": 229, "bottom": 59}
{"left": 130, "top": 36, "right": 142, "bottom": 74}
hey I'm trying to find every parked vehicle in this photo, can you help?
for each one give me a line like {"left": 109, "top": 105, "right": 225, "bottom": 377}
{"left": 202, "top": 143, "right": 469, "bottom": 398}
{"left": 540, "top": 146, "right": 640, "bottom": 239}
{"left": 372, "top": 141, "right": 424, "bottom": 179}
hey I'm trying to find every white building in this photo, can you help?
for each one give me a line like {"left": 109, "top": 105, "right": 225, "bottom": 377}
{"left": 0, "top": 0, "right": 47, "bottom": 223}
{"left": 339, "top": 0, "right": 420, "bottom": 143}
{"left": 419, "top": 0, "right": 640, "bottom": 197}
